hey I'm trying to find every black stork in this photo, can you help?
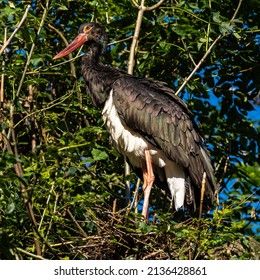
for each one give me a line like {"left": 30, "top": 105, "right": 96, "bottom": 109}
{"left": 54, "top": 22, "right": 216, "bottom": 219}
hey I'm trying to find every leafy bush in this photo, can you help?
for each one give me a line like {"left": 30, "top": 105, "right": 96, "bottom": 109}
{"left": 0, "top": 0, "right": 259, "bottom": 259}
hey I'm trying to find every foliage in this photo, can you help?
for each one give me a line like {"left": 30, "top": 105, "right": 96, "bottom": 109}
{"left": 0, "top": 0, "right": 259, "bottom": 259}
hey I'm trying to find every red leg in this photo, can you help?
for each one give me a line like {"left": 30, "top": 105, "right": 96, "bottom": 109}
{"left": 141, "top": 150, "right": 155, "bottom": 219}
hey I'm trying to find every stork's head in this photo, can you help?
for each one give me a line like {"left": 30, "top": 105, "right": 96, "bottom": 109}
{"left": 53, "top": 22, "right": 106, "bottom": 59}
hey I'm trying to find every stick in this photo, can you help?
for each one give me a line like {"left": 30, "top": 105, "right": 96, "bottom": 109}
{"left": 0, "top": 28, "right": 7, "bottom": 104}
{"left": 113, "top": 199, "right": 117, "bottom": 213}
{"left": 16, "top": 1, "right": 49, "bottom": 98}
{"left": 0, "top": 5, "right": 31, "bottom": 56}
{"left": 67, "top": 209, "right": 88, "bottom": 238}
{"left": 16, "top": 247, "right": 46, "bottom": 260}
{"left": 174, "top": 0, "right": 244, "bottom": 96}
{"left": 215, "top": 156, "right": 230, "bottom": 206}
{"left": 48, "top": 24, "right": 77, "bottom": 78}
{"left": 175, "top": 34, "right": 222, "bottom": 96}
{"left": 199, "top": 172, "right": 206, "bottom": 221}
{"left": 195, "top": 172, "right": 206, "bottom": 248}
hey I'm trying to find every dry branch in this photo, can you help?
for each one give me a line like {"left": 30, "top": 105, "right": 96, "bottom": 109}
{"left": 175, "top": 0, "right": 244, "bottom": 96}
{"left": 0, "top": 5, "right": 31, "bottom": 56}
{"left": 0, "top": 28, "right": 7, "bottom": 104}
{"left": 48, "top": 24, "right": 77, "bottom": 78}
{"left": 16, "top": 1, "right": 49, "bottom": 98}
{"left": 174, "top": 34, "right": 222, "bottom": 96}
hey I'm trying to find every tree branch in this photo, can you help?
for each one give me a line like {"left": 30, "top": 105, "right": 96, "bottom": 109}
{"left": 0, "top": 28, "right": 7, "bottom": 104}
{"left": 16, "top": 247, "right": 46, "bottom": 260}
{"left": 146, "top": 0, "right": 165, "bottom": 11}
{"left": 181, "top": 38, "right": 197, "bottom": 67}
{"left": 2, "top": 128, "right": 42, "bottom": 256}
{"left": 48, "top": 24, "right": 77, "bottom": 78}
{"left": 128, "top": 0, "right": 145, "bottom": 74}
{"left": 128, "top": 0, "right": 166, "bottom": 74}
{"left": 67, "top": 209, "right": 88, "bottom": 238}
{"left": 199, "top": 172, "right": 206, "bottom": 221}
{"left": 16, "top": 2, "right": 49, "bottom": 98}
{"left": 131, "top": 0, "right": 140, "bottom": 9}
{"left": 108, "top": 36, "right": 133, "bottom": 46}
{"left": 0, "top": 5, "right": 31, "bottom": 56}
{"left": 175, "top": 0, "right": 244, "bottom": 96}
{"left": 175, "top": 34, "right": 222, "bottom": 96}
{"left": 231, "top": 0, "right": 243, "bottom": 21}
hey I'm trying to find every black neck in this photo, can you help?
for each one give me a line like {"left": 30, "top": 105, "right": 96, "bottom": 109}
{"left": 83, "top": 42, "right": 104, "bottom": 66}
{"left": 81, "top": 42, "right": 122, "bottom": 107}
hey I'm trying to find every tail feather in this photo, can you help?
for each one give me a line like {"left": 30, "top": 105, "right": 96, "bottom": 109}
{"left": 185, "top": 175, "right": 196, "bottom": 211}
{"left": 164, "top": 161, "right": 186, "bottom": 210}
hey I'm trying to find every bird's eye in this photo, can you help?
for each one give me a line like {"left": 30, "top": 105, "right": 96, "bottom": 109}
{"left": 84, "top": 25, "right": 93, "bottom": 33}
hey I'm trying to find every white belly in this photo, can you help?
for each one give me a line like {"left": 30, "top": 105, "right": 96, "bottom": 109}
{"left": 102, "top": 90, "right": 185, "bottom": 210}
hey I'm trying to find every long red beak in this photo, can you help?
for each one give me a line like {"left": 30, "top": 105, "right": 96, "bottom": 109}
{"left": 53, "top": 34, "right": 88, "bottom": 59}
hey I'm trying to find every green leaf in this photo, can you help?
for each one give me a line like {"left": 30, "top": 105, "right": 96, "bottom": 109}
{"left": 212, "top": 12, "right": 221, "bottom": 23}
{"left": 57, "top": 5, "right": 68, "bottom": 11}
{"left": 91, "top": 148, "right": 108, "bottom": 161}
{"left": 219, "top": 21, "right": 233, "bottom": 35}
{"left": 31, "top": 57, "right": 44, "bottom": 66}
{"left": 6, "top": 201, "right": 15, "bottom": 214}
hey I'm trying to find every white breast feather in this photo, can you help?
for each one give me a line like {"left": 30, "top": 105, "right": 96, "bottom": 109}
{"left": 102, "top": 90, "right": 186, "bottom": 210}
{"left": 102, "top": 91, "right": 148, "bottom": 161}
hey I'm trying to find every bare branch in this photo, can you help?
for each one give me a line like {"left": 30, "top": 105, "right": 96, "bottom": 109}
{"left": 2, "top": 128, "right": 42, "bottom": 256}
{"left": 16, "top": 248, "right": 46, "bottom": 260}
{"left": 113, "top": 199, "right": 117, "bottom": 214}
{"left": 107, "top": 36, "right": 133, "bottom": 46}
{"left": 128, "top": 0, "right": 146, "bottom": 74}
{"left": 215, "top": 156, "right": 230, "bottom": 206}
{"left": 16, "top": 1, "right": 49, "bottom": 98}
{"left": 131, "top": 0, "right": 140, "bottom": 9}
{"left": 195, "top": 172, "right": 206, "bottom": 246}
{"left": 128, "top": 177, "right": 141, "bottom": 213}
{"left": 199, "top": 172, "right": 206, "bottom": 221}
{"left": 175, "top": 0, "right": 244, "bottom": 96}
{"left": 129, "top": 0, "right": 166, "bottom": 73}
{"left": 175, "top": 34, "right": 222, "bottom": 96}
{"left": 48, "top": 24, "right": 77, "bottom": 78}
{"left": 231, "top": 0, "right": 243, "bottom": 21}
{"left": 146, "top": 0, "right": 165, "bottom": 11}
{"left": 0, "top": 5, "right": 31, "bottom": 56}
{"left": 181, "top": 38, "right": 197, "bottom": 67}
{"left": 67, "top": 209, "right": 88, "bottom": 238}
{"left": 0, "top": 28, "right": 7, "bottom": 104}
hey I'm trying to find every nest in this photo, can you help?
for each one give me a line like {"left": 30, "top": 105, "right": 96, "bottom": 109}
{"left": 45, "top": 206, "right": 258, "bottom": 260}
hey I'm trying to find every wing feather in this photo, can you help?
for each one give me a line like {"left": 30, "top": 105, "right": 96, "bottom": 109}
{"left": 112, "top": 76, "right": 216, "bottom": 207}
